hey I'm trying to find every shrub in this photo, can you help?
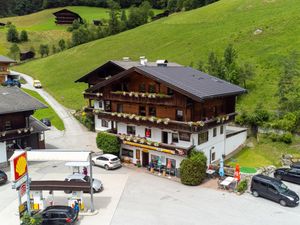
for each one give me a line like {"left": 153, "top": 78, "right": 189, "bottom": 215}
{"left": 280, "top": 132, "right": 293, "bottom": 144}
{"left": 74, "top": 111, "right": 94, "bottom": 131}
{"left": 96, "top": 132, "right": 120, "bottom": 155}
{"left": 21, "top": 212, "right": 42, "bottom": 225}
{"left": 180, "top": 150, "right": 207, "bottom": 186}
{"left": 237, "top": 179, "right": 248, "bottom": 193}
{"left": 20, "top": 30, "right": 28, "bottom": 42}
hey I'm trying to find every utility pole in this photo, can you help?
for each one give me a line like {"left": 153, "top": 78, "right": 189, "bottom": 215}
{"left": 89, "top": 152, "right": 94, "bottom": 212}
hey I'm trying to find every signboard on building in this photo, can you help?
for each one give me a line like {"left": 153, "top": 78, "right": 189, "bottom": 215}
{"left": 19, "top": 182, "right": 27, "bottom": 198}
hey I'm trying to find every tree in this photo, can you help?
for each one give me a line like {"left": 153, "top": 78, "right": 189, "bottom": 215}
{"left": 9, "top": 43, "right": 20, "bottom": 60}
{"left": 21, "top": 212, "right": 42, "bottom": 225}
{"left": 239, "top": 62, "right": 254, "bottom": 88}
{"left": 167, "top": 0, "right": 178, "bottom": 12}
{"left": 107, "top": 0, "right": 121, "bottom": 35}
{"left": 207, "top": 51, "right": 225, "bottom": 79}
{"left": 7, "top": 25, "right": 19, "bottom": 42}
{"left": 19, "top": 30, "right": 28, "bottom": 42}
{"left": 72, "top": 27, "right": 89, "bottom": 46}
{"left": 96, "top": 132, "right": 120, "bottom": 155}
{"left": 39, "top": 44, "right": 49, "bottom": 57}
{"left": 120, "top": 9, "right": 128, "bottom": 31}
{"left": 52, "top": 44, "right": 57, "bottom": 54}
{"left": 180, "top": 150, "right": 207, "bottom": 186}
{"left": 58, "top": 39, "right": 66, "bottom": 51}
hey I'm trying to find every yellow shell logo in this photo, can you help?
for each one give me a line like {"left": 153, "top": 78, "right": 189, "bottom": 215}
{"left": 16, "top": 156, "right": 27, "bottom": 176}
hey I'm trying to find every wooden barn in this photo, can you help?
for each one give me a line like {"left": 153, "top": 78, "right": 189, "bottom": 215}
{"left": 53, "top": 9, "right": 83, "bottom": 25}
{"left": 0, "top": 22, "right": 5, "bottom": 27}
{"left": 20, "top": 51, "right": 35, "bottom": 61}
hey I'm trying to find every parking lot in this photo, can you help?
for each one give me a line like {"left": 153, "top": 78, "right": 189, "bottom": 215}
{"left": 1, "top": 162, "right": 300, "bottom": 225}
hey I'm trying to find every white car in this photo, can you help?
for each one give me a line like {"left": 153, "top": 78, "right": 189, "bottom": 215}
{"left": 64, "top": 173, "right": 103, "bottom": 193}
{"left": 92, "top": 154, "right": 122, "bottom": 170}
{"left": 33, "top": 80, "right": 42, "bottom": 88}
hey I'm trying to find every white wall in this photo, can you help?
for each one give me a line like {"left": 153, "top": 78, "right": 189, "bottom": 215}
{"left": 94, "top": 100, "right": 104, "bottom": 110}
{"left": 95, "top": 115, "right": 112, "bottom": 132}
{"left": 225, "top": 127, "right": 247, "bottom": 156}
{"left": 0, "top": 142, "right": 7, "bottom": 164}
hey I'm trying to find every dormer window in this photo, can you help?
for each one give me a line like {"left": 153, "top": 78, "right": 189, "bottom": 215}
{"left": 176, "top": 109, "right": 184, "bottom": 121}
{"left": 167, "top": 88, "right": 174, "bottom": 95}
{"left": 148, "top": 84, "right": 156, "bottom": 93}
{"left": 139, "top": 83, "right": 146, "bottom": 92}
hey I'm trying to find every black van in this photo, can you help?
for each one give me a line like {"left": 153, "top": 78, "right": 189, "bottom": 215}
{"left": 251, "top": 174, "right": 299, "bottom": 207}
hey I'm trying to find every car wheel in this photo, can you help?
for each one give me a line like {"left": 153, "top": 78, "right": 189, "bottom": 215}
{"left": 104, "top": 165, "right": 109, "bottom": 170}
{"left": 279, "top": 199, "right": 287, "bottom": 207}
{"left": 275, "top": 174, "right": 282, "bottom": 180}
{"left": 252, "top": 190, "right": 259, "bottom": 197}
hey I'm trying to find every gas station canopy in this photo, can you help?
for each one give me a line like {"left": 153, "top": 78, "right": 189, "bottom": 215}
{"left": 10, "top": 150, "right": 92, "bottom": 162}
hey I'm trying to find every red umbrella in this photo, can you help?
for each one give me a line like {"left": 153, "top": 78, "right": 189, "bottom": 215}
{"left": 234, "top": 164, "right": 241, "bottom": 181}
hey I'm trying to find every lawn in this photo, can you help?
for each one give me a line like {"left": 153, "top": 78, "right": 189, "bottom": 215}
{"left": 0, "top": 6, "right": 162, "bottom": 55}
{"left": 227, "top": 136, "right": 300, "bottom": 168}
{"left": 22, "top": 88, "right": 65, "bottom": 131}
{"left": 14, "top": 0, "right": 300, "bottom": 111}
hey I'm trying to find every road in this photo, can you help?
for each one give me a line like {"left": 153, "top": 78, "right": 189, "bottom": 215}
{"left": 13, "top": 71, "right": 97, "bottom": 150}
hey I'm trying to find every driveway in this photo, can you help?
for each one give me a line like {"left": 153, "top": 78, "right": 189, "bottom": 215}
{"left": 13, "top": 71, "right": 97, "bottom": 150}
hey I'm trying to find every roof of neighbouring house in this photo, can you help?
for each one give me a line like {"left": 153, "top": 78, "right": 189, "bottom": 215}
{"left": 0, "top": 87, "right": 47, "bottom": 115}
{"left": 86, "top": 65, "right": 246, "bottom": 101}
{"left": 53, "top": 9, "right": 81, "bottom": 18}
{"left": 0, "top": 55, "right": 16, "bottom": 63}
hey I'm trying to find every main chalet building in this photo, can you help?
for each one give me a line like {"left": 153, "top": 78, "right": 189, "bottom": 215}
{"left": 76, "top": 58, "right": 247, "bottom": 174}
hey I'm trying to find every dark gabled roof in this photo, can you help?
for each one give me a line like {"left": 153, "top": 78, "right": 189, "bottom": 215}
{"left": 0, "top": 55, "right": 16, "bottom": 63}
{"left": 0, "top": 87, "right": 47, "bottom": 115}
{"left": 53, "top": 9, "right": 81, "bottom": 18}
{"left": 75, "top": 60, "right": 182, "bottom": 83}
{"left": 29, "top": 116, "right": 50, "bottom": 133}
{"left": 87, "top": 66, "right": 246, "bottom": 101}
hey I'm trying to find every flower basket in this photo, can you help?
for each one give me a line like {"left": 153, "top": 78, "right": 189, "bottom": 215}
{"left": 157, "top": 119, "right": 162, "bottom": 124}
{"left": 135, "top": 116, "right": 140, "bottom": 121}
{"left": 154, "top": 142, "right": 159, "bottom": 147}
{"left": 134, "top": 93, "right": 139, "bottom": 97}
{"left": 117, "top": 113, "right": 122, "bottom": 117}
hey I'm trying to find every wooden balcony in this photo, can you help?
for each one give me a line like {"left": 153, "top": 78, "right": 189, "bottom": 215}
{"left": 85, "top": 107, "right": 236, "bottom": 133}
{"left": 84, "top": 91, "right": 176, "bottom": 106}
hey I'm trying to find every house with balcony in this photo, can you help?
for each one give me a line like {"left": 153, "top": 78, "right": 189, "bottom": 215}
{"left": 76, "top": 58, "right": 247, "bottom": 174}
{"left": 0, "top": 55, "right": 16, "bottom": 84}
{"left": 0, "top": 87, "right": 49, "bottom": 167}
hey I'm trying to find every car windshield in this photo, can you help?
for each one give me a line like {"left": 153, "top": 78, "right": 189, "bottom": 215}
{"left": 277, "top": 183, "right": 289, "bottom": 193}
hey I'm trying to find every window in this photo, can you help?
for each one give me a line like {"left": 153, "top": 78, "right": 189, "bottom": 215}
{"left": 145, "top": 128, "right": 151, "bottom": 138}
{"left": 213, "top": 128, "right": 217, "bottom": 137}
{"left": 104, "top": 101, "right": 111, "bottom": 112}
{"left": 151, "top": 154, "right": 160, "bottom": 165}
{"left": 127, "top": 125, "right": 136, "bottom": 135}
{"left": 179, "top": 132, "right": 191, "bottom": 142}
{"left": 211, "top": 152, "right": 216, "bottom": 162}
{"left": 101, "top": 120, "right": 109, "bottom": 127}
{"left": 176, "top": 109, "right": 184, "bottom": 121}
{"left": 148, "top": 84, "right": 156, "bottom": 93}
{"left": 117, "top": 104, "right": 123, "bottom": 113}
{"left": 167, "top": 88, "right": 174, "bottom": 95}
{"left": 139, "top": 83, "right": 146, "bottom": 92}
{"left": 149, "top": 107, "right": 156, "bottom": 117}
{"left": 139, "top": 106, "right": 146, "bottom": 116}
{"left": 162, "top": 131, "right": 168, "bottom": 144}
{"left": 98, "top": 100, "right": 103, "bottom": 108}
{"left": 198, "top": 131, "right": 208, "bottom": 145}
{"left": 4, "top": 121, "right": 12, "bottom": 130}
{"left": 166, "top": 158, "right": 176, "bottom": 169}
{"left": 268, "top": 184, "right": 278, "bottom": 194}
{"left": 172, "top": 133, "right": 179, "bottom": 143}
{"left": 122, "top": 149, "right": 133, "bottom": 158}
{"left": 121, "top": 82, "right": 128, "bottom": 91}
{"left": 220, "top": 125, "right": 224, "bottom": 134}
{"left": 213, "top": 106, "right": 218, "bottom": 116}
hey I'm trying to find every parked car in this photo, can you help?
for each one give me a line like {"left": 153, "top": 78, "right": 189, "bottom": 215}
{"left": 3, "top": 79, "right": 21, "bottom": 88}
{"left": 33, "top": 80, "right": 42, "bottom": 88}
{"left": 274, "top": 167, "right": 300, "bottom": 184}
{"left": 40, "top": 205, "right": 78, "bottom": 225}
{"left": 251, "top": 174, "right": 299, "bottom": 207}
{"left": 64, "top": 173, "right": 103, "bottom": 193}
{"left": 92, "top": 154, "right": 121, "bottom": 170}
{"left": 0, "top": 170, "right": 7, "bottom": 185}
{"left": 40, "top": 118, "right": 51, "bottom": 127}
{"left": 291, "top": 162, "right": 300, "bottom": 169}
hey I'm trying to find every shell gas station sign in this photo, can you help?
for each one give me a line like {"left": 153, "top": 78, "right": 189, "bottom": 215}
{"left": 11, "top": 151, "right": 28, "bottom": 182}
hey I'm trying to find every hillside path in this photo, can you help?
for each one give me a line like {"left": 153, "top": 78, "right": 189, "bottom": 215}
{"left": 12, "top": 70, "right": 97, "bottom": 150}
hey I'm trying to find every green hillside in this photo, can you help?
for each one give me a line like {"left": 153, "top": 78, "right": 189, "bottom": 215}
{"left": 14, "top": 0, "right": 300, "bottom": 112}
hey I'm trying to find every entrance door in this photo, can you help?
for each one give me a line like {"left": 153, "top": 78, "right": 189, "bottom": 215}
{"left": 142, "top": 151, "right": 149, "bottom": 167}
{"left": 162, "top": 131, "right": 168, "bottom": 144}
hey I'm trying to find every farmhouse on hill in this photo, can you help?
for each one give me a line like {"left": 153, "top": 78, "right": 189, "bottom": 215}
{"left": 76, "top": 57, "right": 247, "bottom": 176}
{"left": 0, "top": 55, "right": 16, "bottom": 84}
{"left": 53, "top": 9, "right": 83, "bottom": 25}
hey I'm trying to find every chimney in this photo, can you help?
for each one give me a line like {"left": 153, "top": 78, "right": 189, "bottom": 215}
{"left": 122, "top": 57, "right": 130, "bottom": 61}
{"left": 156, "top": 59, "right": 168, "bottom": 67}
{"left": 140, "top": 56, "right": 148, "bottom": 66}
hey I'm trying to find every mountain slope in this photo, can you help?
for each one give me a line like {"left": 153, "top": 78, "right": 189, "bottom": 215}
{"left": 14, "top": 0, "right": 300, "bottom": 110}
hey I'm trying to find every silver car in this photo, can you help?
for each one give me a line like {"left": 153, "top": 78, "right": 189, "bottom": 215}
{"left": 65, "top": 173, "right": 103, "bottom": 192}
{"left": 92, "top": 154, "right": 122, "bottom": 170}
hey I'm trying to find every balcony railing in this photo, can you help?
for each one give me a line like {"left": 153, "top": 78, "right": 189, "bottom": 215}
{"left": 85, "top": 107, "right": 236, "bottom": 133}
{"left": 83, "top": 91, "right": 175, "bottom": 106}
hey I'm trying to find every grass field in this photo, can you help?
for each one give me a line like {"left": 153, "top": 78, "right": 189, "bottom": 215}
{"left": 22, "top": 88, "right": 65, "bottom": 131}
{"left": 227, "top": 136, "right": 300, "bottom": 168}
{"left": 14, "top": 0, "right": 300, "bottom": 110}
{"left": 0, "top": 6, "right": 162, "bottom": 55}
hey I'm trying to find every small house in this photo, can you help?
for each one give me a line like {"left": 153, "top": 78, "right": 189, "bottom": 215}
{"left": 20, "top": 51, "right": 35, "bottom": 61}
{"left": 53, "top": 9, "right": 83, "bottom": 25}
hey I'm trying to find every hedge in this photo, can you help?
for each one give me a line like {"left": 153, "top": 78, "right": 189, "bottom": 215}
{"left": 96, "top": 132, "right": 120, "bottom": 155}
{"left": 180, "top": 150, "right": 207, "bottom": 186}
